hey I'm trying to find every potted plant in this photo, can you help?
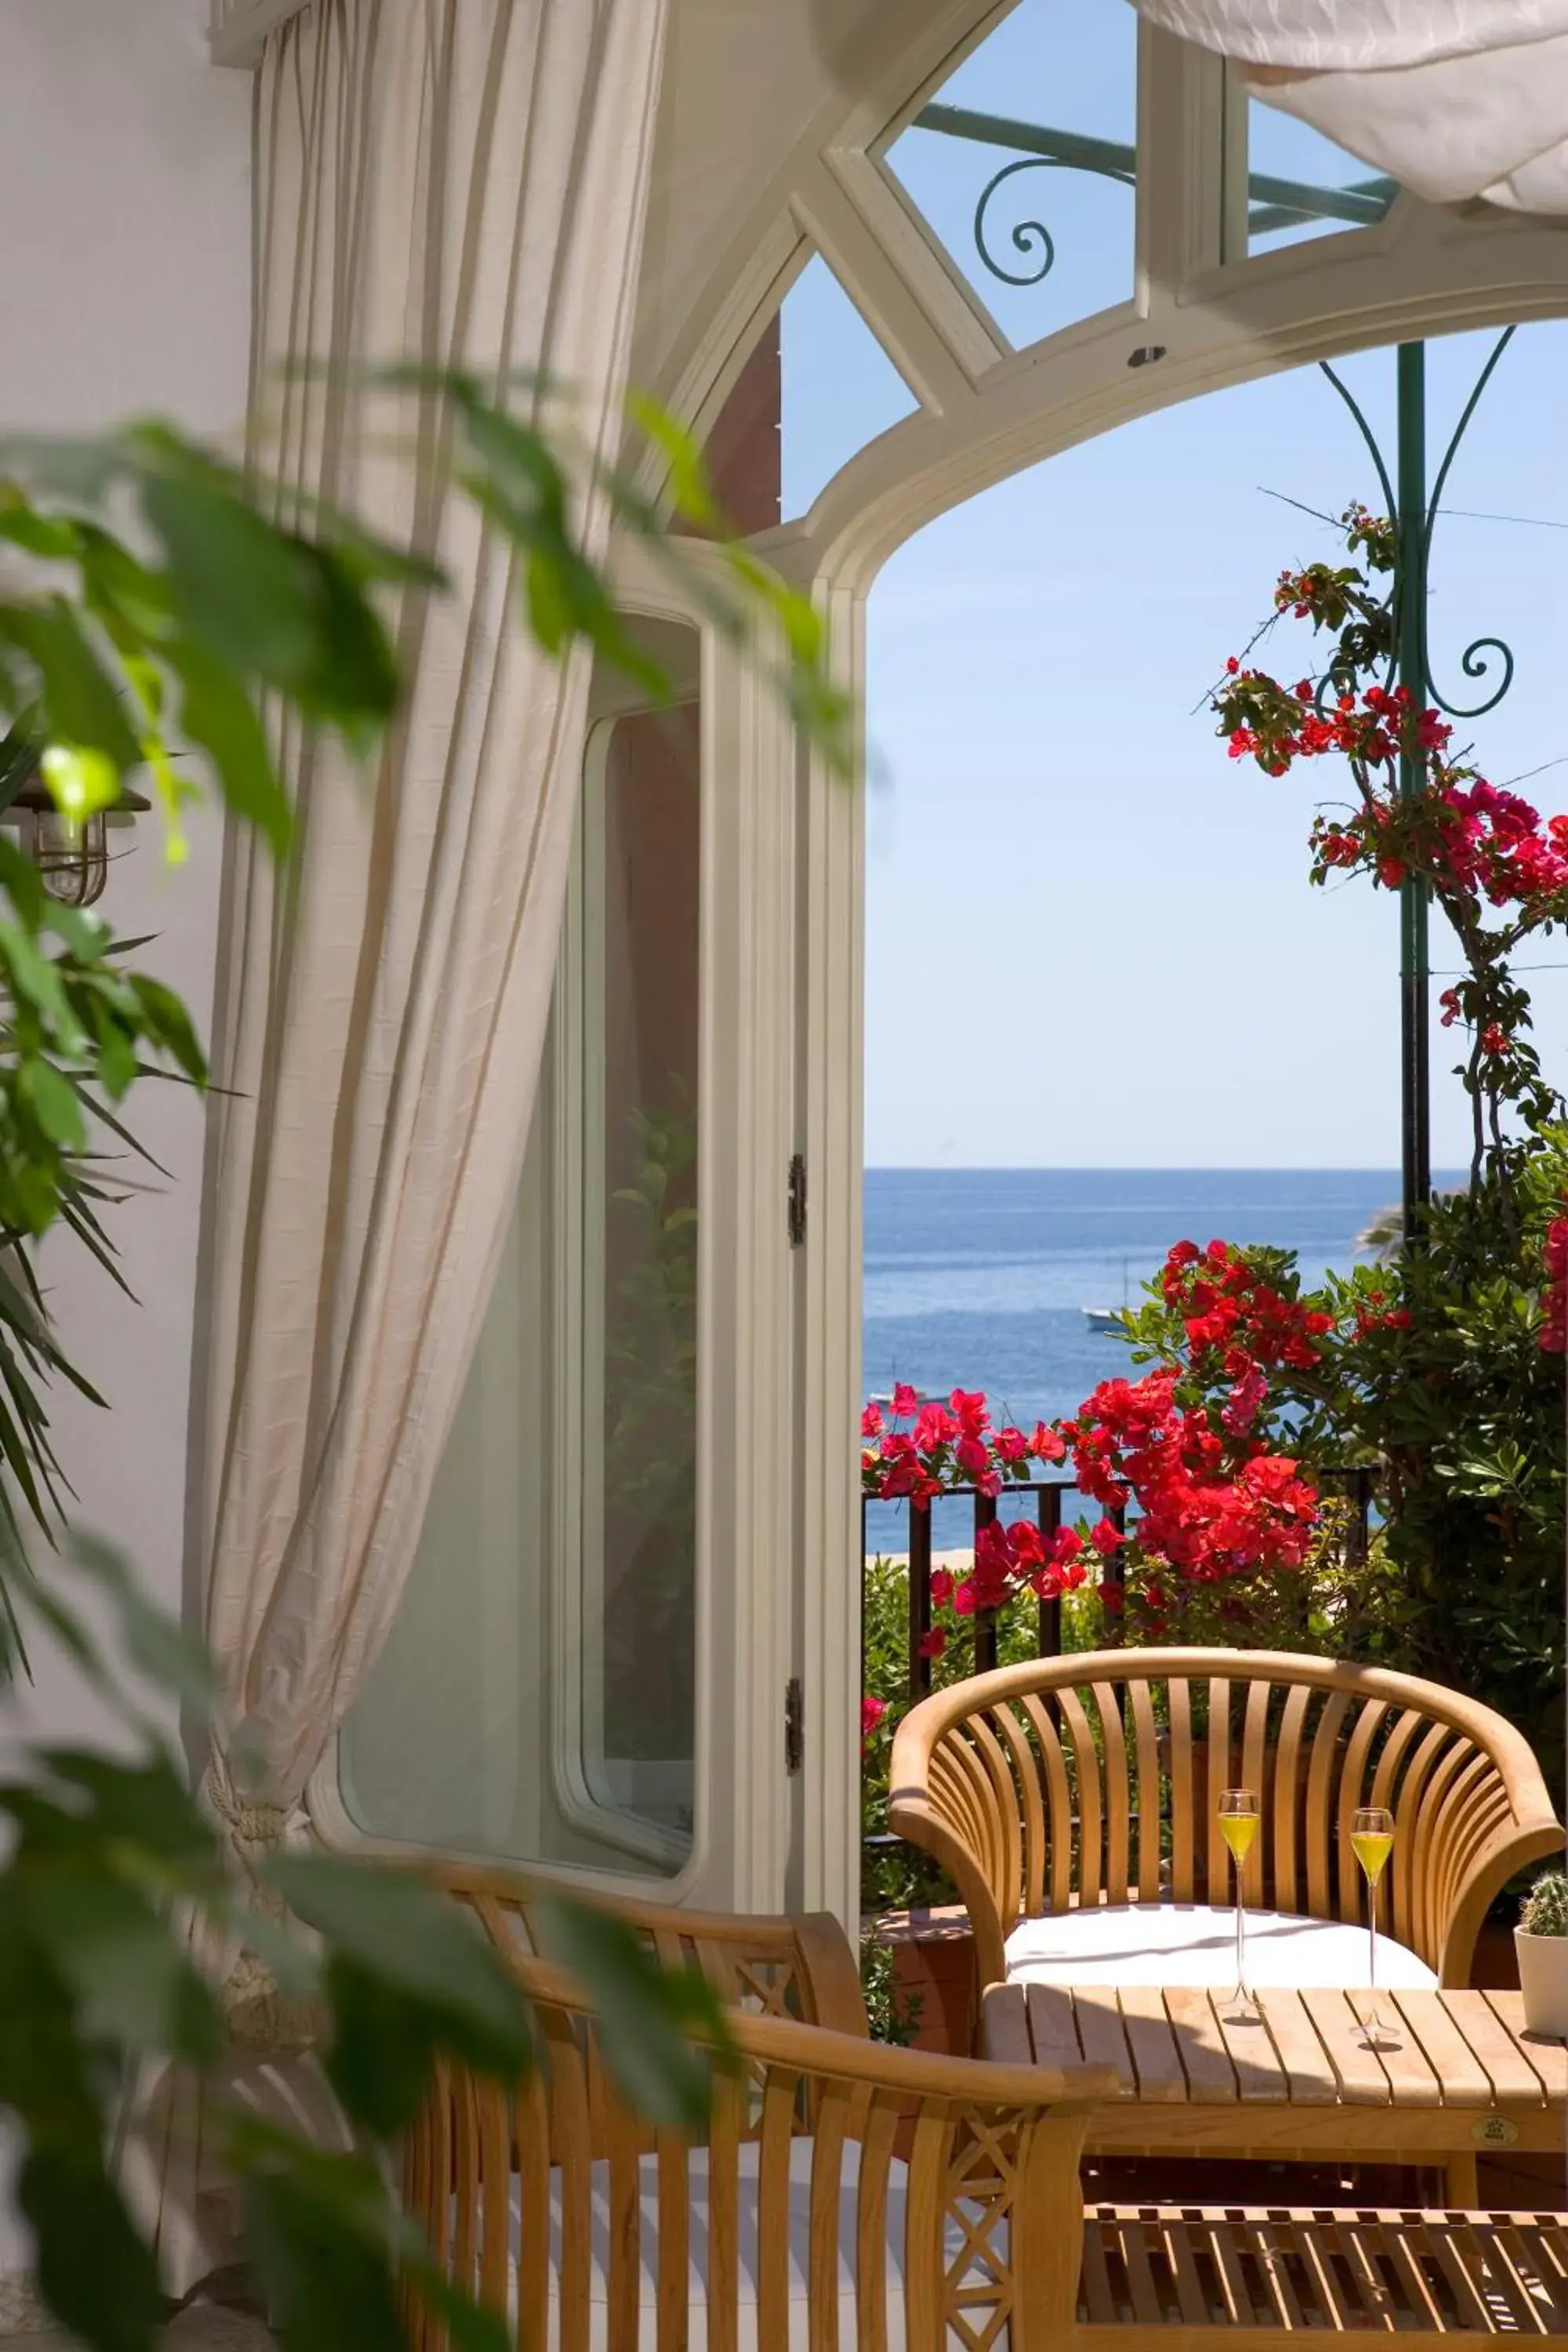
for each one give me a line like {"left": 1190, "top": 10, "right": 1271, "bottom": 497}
{"left": 1517, "top": 1870, "right": 1568, "bottom": 2038}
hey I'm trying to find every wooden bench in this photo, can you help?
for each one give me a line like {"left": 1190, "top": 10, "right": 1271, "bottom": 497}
{"left": 887, "top": 1649, "right": 1563, "bottom": 1998}
{"left": 405, "top": 1942, "right": 1568, "bottom": 2347}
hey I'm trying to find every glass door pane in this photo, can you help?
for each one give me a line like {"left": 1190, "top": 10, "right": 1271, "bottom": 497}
{"left": 336, "top": 673, "right": 702, "bottom": 1881}
{"left": 588, "top": 706, "right": 701, "bottom": 1857}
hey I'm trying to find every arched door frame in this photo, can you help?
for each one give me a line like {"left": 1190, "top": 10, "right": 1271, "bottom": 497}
{"left": 637, "top": 3, "right": 1568, "bottom": 1931}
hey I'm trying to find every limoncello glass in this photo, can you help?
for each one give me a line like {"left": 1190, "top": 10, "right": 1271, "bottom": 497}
{"left": 1352, "top": 1806, "right": 1396, "bottom": 2046}
{"left": 1218, "top": 1788, "right": 1260, "bottom": 2017}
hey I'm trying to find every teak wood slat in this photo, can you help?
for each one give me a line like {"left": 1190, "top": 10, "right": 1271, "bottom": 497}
{"left": 1486, "top": 1991, "right": 1568, "bottom": 2101}
{"left": 1117, "top": 1983, "right": 1189, "bottom": 2103}
{"left": 1254, "top": 1986, "right": 1341, "bottom": 2105}
{"left": 887, "top": 1648, "right": 1563, "bottom": 1995}
{"left": 1169, "top": 1678, "right": 1197, "bottom": 1905}
{"left": 1163, "top": 1987, "right": 1238, "bottom": 2103}
{"left": 1129, "top": 1679, "right": 1164, "bottom": 1906}
{"left": 1440, "top": 1990, "right": 1551, "bottom": 2106}
{"left": 1075, "top": 2206, "right": 1568, "bottom": 2342}
{"left": 1209, "top": 1994, "right": 1290, "bottom": 2104}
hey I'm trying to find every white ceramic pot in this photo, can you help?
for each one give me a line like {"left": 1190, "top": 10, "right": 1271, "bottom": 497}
{"left": 1515, "top": 1928, "right": 1568, "bottom": 2040}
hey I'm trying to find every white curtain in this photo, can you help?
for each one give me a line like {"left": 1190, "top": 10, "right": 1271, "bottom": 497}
{"left": 133, "top": 0, "right": 668, "bottom": 2294}
{"left": 1131, "top": 0, "right": 1568, "bottom": 212}
{"left": 197, "top": 0, "right": 666, "bottom": 1811}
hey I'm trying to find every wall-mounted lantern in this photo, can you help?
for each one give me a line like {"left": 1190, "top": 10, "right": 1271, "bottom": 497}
{"left": 0, "top": 773, "right": 151, "bottom": 908}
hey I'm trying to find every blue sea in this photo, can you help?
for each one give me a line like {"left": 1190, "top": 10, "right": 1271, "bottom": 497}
{"left": 862, "top": 1168, "right": 1457, "bottom": 1551}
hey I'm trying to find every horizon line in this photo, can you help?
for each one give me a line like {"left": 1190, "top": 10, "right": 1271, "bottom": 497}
{"left": 863, "top": 1163, "right": 1471, "bottom": 1176}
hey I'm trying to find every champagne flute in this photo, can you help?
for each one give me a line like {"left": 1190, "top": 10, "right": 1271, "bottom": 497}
{"left": 1218, "top": 1788, "right": 1260, "bottom": 2018}
{"left": 1352, "top": 1806, "right": 1396, "bottom": 2047}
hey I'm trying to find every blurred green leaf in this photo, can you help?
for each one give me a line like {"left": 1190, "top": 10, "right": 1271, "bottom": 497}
{"left": 269, "top": 1856, "right": 532, "bottom": 2071}
{"left": 19, "top": 1060, "right": 86, "bottom": 1150}
{"left": 20, "top": 1867, "right": 218, "bottom": 2061}
{"left": 68, "top": 1531, "right": 220, "bottom": 1711}
{"left": 320, "top": 1957, "right": 468, "bottom": 2138}
{"left": 0, "top": 603, "right": 140, "bottom": 772}
{"left": 532, "top": 1896, "right": 722, "bottom": 2128}
{"left": 162, "top": 636, "right": 292, "bottom": 861}
{"left": 140, "top": 465, "right": 321, "bottom": 686}
{"left": 19, "top": 2146, "right": 162, "bottom": 2352}
{"left": 242, "top": 2162, "right": 407, "bottom": 2352}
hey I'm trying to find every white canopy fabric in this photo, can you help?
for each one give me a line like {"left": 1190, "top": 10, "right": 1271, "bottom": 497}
{"left": 1131, "top": 0, "right": 1568, "bottom": 213}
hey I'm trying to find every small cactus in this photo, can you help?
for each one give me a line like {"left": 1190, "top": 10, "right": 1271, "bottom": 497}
{"left": 1521, "top": 1869, "right": 1568, "bottom": 1938}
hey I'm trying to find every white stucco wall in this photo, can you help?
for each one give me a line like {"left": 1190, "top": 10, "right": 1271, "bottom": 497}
{"left": 0, "top": 0, "right": 251, "bottom": 2289}
{"left": 0, "top": 4, "right": 251, "bottom": 1726}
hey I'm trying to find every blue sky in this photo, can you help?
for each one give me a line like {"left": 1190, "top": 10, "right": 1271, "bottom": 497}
{"left": 781, "top": 0, "right": 1568, "bottom": 1170}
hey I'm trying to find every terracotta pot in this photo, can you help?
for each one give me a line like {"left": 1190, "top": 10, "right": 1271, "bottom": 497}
{"left": 1515, "top": 1927, "right": 1568, "bottom": 2039}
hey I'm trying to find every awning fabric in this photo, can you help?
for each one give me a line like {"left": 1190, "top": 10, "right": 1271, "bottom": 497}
{"left": 1130, "top": 0, "right": 1568, "bottom": 214}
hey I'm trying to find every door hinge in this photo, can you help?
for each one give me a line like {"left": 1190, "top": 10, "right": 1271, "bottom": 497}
{"left": 787, "top": 1153, "right": 807, "bottom": 1247}
{"left": 784, "top": 1676, "right": 804, "bottom": 1775}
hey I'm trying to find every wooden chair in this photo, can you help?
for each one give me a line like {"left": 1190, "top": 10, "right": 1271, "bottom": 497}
{"left": 422, "top": 1858, "right": 869, "bottom": 2038}
{"left": 405, "top": 1947, "right": 1568, "bottom": 2346}
{"left": 887, "top": 1649, "right": 1563, "bottom": 1997}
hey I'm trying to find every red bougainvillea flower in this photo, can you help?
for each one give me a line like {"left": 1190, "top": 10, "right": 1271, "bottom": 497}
{"left": 1439, "top": 988, "right": 1462, "bottom": 1029}
{"left": 930, "top": 1567, "right": 954, "bottom": 1605}
{"left": 1221, "top": 1363, "right": 1269, "bottom": 1435}
{"left": 913, "top": 1401, "right": 957, "bottom": 1450}
{"left": 954, "top": 1432, "right": 994, "bottom": 1487}
{"left": 891, "top": 1381, "right": 920, "bottom": 1417}
{"left": 917, "top": 1628, "right": 947, "bottom": 1661}
{"left": 862, "top": 1385, "right": 1073, "bottom": 1506}
{"left": 860, "top": 1695, "right": 887, "bottom": 1755}
{"left": 1091, "top": 1516, "right": 1127, "bottom": 1554}
{"left": 1481, "top": 1023, "right": 1511, "bottom": 1056}
{"left": 1098, "top": 1581, "right": 1126, "bottom": 1613}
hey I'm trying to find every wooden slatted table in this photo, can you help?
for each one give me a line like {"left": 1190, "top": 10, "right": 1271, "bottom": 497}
{"left": 983, "top": 1981, "right": 1567, "bottom": 2206}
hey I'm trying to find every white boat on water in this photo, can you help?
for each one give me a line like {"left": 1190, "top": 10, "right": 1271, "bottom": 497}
{"left": 1083, "top": 1259, "right": 1131, "bottom": 1330}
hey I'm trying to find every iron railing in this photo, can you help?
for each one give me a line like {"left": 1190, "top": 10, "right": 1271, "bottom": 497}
{"left": 863, "top": 1465, "right": 1376, "bottom": 1707}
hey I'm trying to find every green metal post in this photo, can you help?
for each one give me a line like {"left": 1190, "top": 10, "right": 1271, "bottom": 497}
{"left": 1396, "top": 343, "right": 1431, "bottom": 1243}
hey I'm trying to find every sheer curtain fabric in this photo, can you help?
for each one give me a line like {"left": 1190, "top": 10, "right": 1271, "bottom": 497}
{"left": 135, "top": 0, "right": 666, "bottom": 2291}
{"left": 198, "top": 0, "right": 666, "bottom": 1817}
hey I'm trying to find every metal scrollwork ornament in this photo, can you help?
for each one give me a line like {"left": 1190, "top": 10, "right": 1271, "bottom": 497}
{"left": 1319, "top": 328, "right": 1518, "bottom": 725}
{"left": 971, "top": 154, "right": 1134, "bottom": 290}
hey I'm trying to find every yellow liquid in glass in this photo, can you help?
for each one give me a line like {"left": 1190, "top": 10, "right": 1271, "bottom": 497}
{"left": 1352, "top": 1831, "right": 1393, "bottom": 1882}
{"left": 1218, "top": 1813, "right": 1258, "bottom": 1864}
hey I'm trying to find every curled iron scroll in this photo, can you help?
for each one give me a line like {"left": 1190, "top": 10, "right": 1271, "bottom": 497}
{"left": 1318, "top": 332, "right": 1519, "bottom": 724}
{"left": 972, "top": 154, "right": 1134, "bottom": 289}
{"left": 1421, "top": 327, "right": 1517, "bottom": 720}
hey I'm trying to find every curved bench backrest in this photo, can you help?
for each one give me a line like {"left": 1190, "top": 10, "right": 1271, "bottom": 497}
{"left": 888, "top": 1648, "right": 1563, "bottom": 1992}
{"left": 421, "top": 1859, "right": 869, "bottom": 2037}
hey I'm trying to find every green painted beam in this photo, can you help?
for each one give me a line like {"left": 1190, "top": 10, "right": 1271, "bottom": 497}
{"left": 913, "top": 101, "right": 1396, "bottom": 228}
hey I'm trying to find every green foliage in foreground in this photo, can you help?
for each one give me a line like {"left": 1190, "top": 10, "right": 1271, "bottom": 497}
{"left": 0, "top": 385, "right": 843, "bottom": 2348}
{"left": 0, "top": 1536, "right": 727, "bottom": 2352}
{"left": 0, "top": 387, "right": 850, "bottom": 1611}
